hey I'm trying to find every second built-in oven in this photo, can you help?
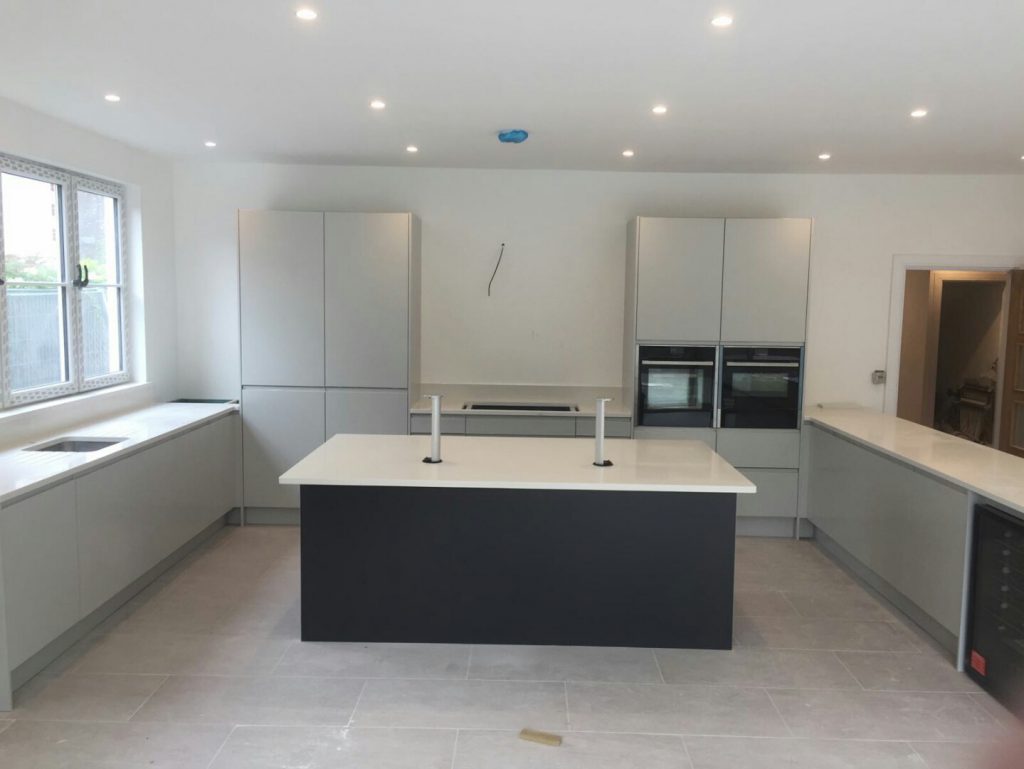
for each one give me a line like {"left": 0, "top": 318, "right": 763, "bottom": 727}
{"left": 637, "top": 345, "right": 717, "bottom": 428}
{"left": 719, "top": 347, "right": 803, "bottom": 429}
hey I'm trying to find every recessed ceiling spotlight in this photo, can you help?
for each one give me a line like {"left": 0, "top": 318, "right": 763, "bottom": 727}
{"left": 296, "top": 7, "right": 318, "bottom": 21}
{"left": 406, "top": 145, "right": 419, "bottom": 153}
{"left": 651, "top": 104, "right": 668, "bottom": 115}
{"left": 711, "top": 15, "right": 734, "bottom": 27}
{"left": 622, "top": 149, "right": 635, "bottom": 158}
{"left": 370, "top": 99, "right": 386, "bottom": 110}
{"left": 818, "top": 152, "right": 831, "bottom": 160}
{"left": 910, "top": 108, "right": 928, "bottom": 118}
{"left": 204, "top": 141, "right": 217, "bottom": 148}
{"left": 104, "top": 93, "right": 121, "bottom": 103}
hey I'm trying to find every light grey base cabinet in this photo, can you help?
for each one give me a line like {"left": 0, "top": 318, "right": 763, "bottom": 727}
{"left": 0, "top": 482, "right": 79, "bottom": 670}
{"left": 410, "top": 415, "right": 631, "bottom": 438}
{"left": 242, "top": 387, "right": 326, "bottom": 510}
{"left": 327, "top": 389, "right": 409, "bottom": 436}
{"left": 633, "top": 426, "right": 716, "bottom": 449}
{"left": 716, "top": 429, "right": 801, "bottom": 521}
{"left": 806, "top": 424, "right": 967, "bottom": 638}
{"left": 243, "top": 386, "right": 410, "bottom": 511}
{"left": 0, "top": 414, "right": 237, "bottom": 687}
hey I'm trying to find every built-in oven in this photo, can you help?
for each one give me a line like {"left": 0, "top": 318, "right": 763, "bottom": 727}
{"left": 719, "top": 347, "right": 803, "bottom": 429}
{"left": 636, "top": 346, "right": 717, "bottom": 428}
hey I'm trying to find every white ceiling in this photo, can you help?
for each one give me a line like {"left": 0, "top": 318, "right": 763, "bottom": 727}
{"left": 1, "top": 0, "right": 1022, "bottom": 173}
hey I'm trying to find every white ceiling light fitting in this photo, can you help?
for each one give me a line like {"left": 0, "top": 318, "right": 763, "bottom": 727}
{"left": 204, "top": 141, "right": 217, "bottom": 148}
{"left": 910, "top": 108, "right": 928, "bottom": 118}
{"left": 622, "top": 149, "right": 635, "bottom": 158}
{"left": 296, "top": 7, "right": 318, "bottom": 21}
{"left": 370, "top": 99, "right": 386, "bottom": 110}
{"left": 104, "top": 93, "right": 121, "bottom": 103}
{"left": 711, "top": 15, "right": 734, "bottom": 28}
{"left": 651, "top": 104, "right": 668, "bottom": 115}
{"left": 406, "top": 145, "right": 419, "bottom": 153}
{"left": 818, "top": 152, "right": 831, "bottom": 160}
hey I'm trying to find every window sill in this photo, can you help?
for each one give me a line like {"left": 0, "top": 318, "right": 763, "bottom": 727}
{"left": 0, "top": 382, "right": 155, "bottom": 451}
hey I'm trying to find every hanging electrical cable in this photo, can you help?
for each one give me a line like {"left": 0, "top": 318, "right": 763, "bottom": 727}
{"left": 488, "top": 242, "right": 506, "bottom": 297}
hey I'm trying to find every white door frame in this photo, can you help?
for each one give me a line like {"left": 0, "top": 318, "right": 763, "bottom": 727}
{"left": 884, "top": 254, "right": 1024, "bottom": 418}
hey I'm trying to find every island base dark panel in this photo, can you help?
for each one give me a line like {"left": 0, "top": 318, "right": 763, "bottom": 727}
{"left": 300, "top": 485, "right": 736, "bottom": 649}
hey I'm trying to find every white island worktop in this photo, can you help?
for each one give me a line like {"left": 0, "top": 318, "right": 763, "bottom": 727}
{"left": 805, "top": 406, "right": 1024, "bottom": 518}
{"left": 281, "top": 434, "right": 755, "bottom": 494}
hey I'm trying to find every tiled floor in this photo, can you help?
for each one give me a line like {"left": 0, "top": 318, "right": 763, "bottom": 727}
{"left": 0, "top": 526, "right": 1019, "bottom": 768}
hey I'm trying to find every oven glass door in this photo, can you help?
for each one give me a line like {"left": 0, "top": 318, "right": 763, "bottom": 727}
{"left": 638, "top": 347, "right": 716, "bottom": 428}
{"left": 720, "top": 348, "right": 801, "bottom": 429}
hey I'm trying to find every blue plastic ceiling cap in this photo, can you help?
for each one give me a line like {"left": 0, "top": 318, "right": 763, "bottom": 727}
{"left": 498, "top": 129, "right": 529, "bottom": 144}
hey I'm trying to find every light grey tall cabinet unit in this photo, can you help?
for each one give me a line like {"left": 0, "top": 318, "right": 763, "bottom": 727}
{"left": 625, "top": 216, "right": 811, "bottom": 535}
{"left": 721, "top": 218, "right": 811, "bottom": 344}
{"left": 240, "top": 210, "right": 421, "bottom": 522}
{"left": 239, "top": 211, "right": 325, "bottom": 387}
{"left": 634, "top": 218, "right": 725, "bottom": 344}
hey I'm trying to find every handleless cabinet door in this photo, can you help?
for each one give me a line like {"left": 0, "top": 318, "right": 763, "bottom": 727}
{"left": 242, "top": 387, "right": 326, "bottom": 509}
{"left": 635, "top": 218, "right": 725, "bottom": 343}
{"left": 240, "top": 210, "right": 325, "bottom": 387}
{"left": 721, "top": 218, "right": 811, "bottom": 344}
{"left": 325, "top": 213, "right": 410, "bottom": 388}
{"left": 326, "top": 388, "right": 409, "bottom": 436}
{"left": 1, "top": 481, "right": 79, "bottom": 668}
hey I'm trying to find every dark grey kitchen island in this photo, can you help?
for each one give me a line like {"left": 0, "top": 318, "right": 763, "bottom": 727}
{"left": 280, "top": 434, "right": 755, "bottom": 650}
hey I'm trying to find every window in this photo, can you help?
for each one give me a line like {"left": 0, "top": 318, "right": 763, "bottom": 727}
{"left": 0, "top": 155, "right": 129, "bottom": 407}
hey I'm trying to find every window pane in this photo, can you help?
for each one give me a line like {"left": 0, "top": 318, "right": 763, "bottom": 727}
{"left": 7, "top": 285, "right": 69, "bottom": 391}
{"left": 82, "top": 286, "right": 123, "bottom": 379}
{"left": 1, "top": 173, "right": 63, "bottom": 283}
{"left": 76, "top": 190, "right": 119, "bottom": 284}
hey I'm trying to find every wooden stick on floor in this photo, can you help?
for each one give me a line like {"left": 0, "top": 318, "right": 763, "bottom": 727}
{"left": 518, "top": 728, "right": 563, "bottom": 747}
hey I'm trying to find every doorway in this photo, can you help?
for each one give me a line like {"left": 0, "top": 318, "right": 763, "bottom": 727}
{"left": 896, "top": 270, "right": 1008, "bottom": 446}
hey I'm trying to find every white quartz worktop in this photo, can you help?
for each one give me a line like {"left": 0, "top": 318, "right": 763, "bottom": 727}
{"left": 805, "top": 406, "right": 1024, "bottom": 516}
{"left": 0, "top": 402, "right": 238, "bottom": 505}
{"left": 280, "top": 434, "right": 755, "bottom": 493}
{"left": 410, "top": 384, "right": 632, "bottom": 418}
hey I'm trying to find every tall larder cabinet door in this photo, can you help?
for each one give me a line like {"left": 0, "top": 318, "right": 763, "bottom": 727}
{"left": 239, "top": 210, "right": 325, "bottom": 387}
{"left": 325, "top": 213, "right": 410, "bottom": 388}
{"left": 635, "top": 218, "right": 725, "bottom": 343}
{"left": 242, "top": 386, "right": 326, "bottom": 509}
{"left": 721, "top": 218, "right": 811, "bottom": 344}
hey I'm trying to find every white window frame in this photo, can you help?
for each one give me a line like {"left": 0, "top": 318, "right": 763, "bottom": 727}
{"left": 0, "top": 153, "right": 130, "bottom": 409}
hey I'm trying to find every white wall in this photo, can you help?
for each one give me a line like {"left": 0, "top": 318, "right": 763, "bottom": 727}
{"left": 0, "top": 96, "right": 179, "bottom": 403}
{"left": 173, "top": 162, "right": 1024, "bottom": 410}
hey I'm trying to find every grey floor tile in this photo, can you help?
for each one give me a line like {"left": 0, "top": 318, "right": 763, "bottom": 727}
{"left": 686, "top": 736, "right": 923, "bottom": 768}
{"left": 734, "top": 590, "right": 798, "bottom": 618}
{"left": 0, "top": 720, "right": 231, "bottom": 769}
{"left": 567, "top": 682, "right": 787, "bottom": 736}
{"left": 274, "top": 641, "right": 470, "bottom": 679}
{"left": 655, "top": 648, "right": 858, "bottom": 688}
{"left": 454, "top": 729, "right": 691, "bottom": 768}
{"left": 768, "top": 688, "right": 1004, "bottom": 741}
{"left": 969, "top": 692, "right": 1022, "bottom": 728}
{"left": 469, "top": 644, "right": 661, "bottom": 683}
{"left": 210, "top": 726, "right": 455, "bottom": 769}
{"left": 734, "top": 615, "right": 921, "bottom": 651}
{"left": 352, "top": 679, "right": 568, "bottom": 729}
{"left": 910, "top": 741, "right": 1006, "bottom": 769}
{"left": 785, "top": 588, "right": 897, "bottom": 621}
{"left": 71, "top": 631, "right": 292, "bottom": 676}
{"left": 837, "top": 651, "right": 980, "bottom": 692}
{"left": 131, "top": 674, "right": 363, "bottom": 725}
{"left": 13, "top": 673, "right": 166, "bottom": 722}
{"left": 0, "top": 721, "right": 11, "bottom": 735}
{"left": 734, "top": 563, "right": 856, "bottom": 591}
{"left": 113, "top": 589, "right": 299, "bottom": 638}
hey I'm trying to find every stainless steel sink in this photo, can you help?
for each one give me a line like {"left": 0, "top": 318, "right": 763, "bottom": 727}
{"left": 27, "top": 437, "right": 127, "bottom": 453}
